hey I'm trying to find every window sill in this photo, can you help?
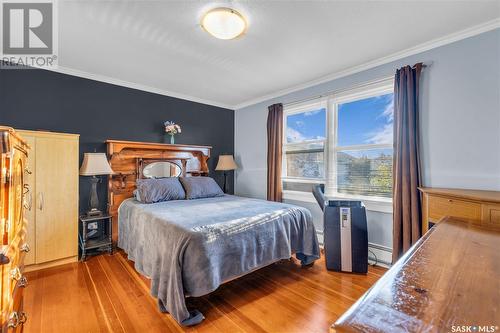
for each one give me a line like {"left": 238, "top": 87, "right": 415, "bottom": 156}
{"left": 282, "top": 177, "right": 325, "bottom": 184}
{"left": 282, "top": 190, "right": 393, "bottom": 214}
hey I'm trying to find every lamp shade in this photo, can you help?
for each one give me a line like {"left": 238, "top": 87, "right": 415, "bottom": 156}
{"left": 79, "top": 153, "right": 114, "bottom": 176}
{"left": 215, "top": 155, "right": 238, "bottom": 171}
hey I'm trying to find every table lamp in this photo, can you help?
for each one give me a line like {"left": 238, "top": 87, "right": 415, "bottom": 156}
{"left": 215, "top": 154, "right": 237, "bottom": 193}
{"left": 79, "top": 153, "right": 114, "bottom": 216}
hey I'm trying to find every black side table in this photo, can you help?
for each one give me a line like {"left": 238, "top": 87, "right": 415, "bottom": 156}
{"left": 79, "top": 214, "right": 112, "bottom": 261}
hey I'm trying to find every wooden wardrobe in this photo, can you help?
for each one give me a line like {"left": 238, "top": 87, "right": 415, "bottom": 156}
{"left": 17, "top": 130, "right": 79, "bottom": 270}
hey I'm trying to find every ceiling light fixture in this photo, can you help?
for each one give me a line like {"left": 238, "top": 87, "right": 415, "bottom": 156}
{"left": 201, "top": 7, "right": 247, "bottom": 40}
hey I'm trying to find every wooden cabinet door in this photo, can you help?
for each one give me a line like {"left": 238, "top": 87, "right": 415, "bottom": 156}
{"left": 22, "top": 135, "right": 36, "bottom": 266}
{"left": 482, "top": 204, "right": 500, "bottom": 225}
{"left": 35, "top": 137, "right": 78, "bottom": 263}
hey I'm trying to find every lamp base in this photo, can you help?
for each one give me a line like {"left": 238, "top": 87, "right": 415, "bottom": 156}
{"left": 222, "top": 172, "right": 228, "bottom": 193}
{"left": 87, "top": 176, "right": 102, "bottom": 217}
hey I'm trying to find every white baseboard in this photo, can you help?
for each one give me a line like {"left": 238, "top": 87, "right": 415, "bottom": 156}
{"left": 316, "top": 230, "right": 392, "bottom": 268}
{"left": 368, "top": 243, "right": 392, "bottom": 268}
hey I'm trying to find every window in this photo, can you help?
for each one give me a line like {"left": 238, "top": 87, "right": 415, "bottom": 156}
{"left": 282, "top": 78, "right": 394, "bottom": 203}
{"left": 333, "top": 88, "right": 394, "bottom": 198}
{"left": 282, "top": 101, "right": 326, "bottom": 192}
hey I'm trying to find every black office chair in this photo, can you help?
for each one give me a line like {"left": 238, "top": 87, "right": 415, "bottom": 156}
{"left": 312, "top": 184, "right": 326, "bottom": 211}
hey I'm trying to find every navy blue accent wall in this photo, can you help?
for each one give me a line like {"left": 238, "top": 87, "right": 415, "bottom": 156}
{"left": 0, "top": 67, "right": 234, "bottom": 214}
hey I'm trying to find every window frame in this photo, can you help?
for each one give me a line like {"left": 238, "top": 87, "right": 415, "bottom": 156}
{"left": 282, "top": 99, "right": 328, "bottom": 183}
{"left": 327, "top": 78, "right": 394, "bottom": 203}
{"left": 281, "top": 78, "right": 395, "bottom": 212}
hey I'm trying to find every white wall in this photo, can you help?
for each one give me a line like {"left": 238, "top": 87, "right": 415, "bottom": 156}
{"left": 234, "top": 29, "right": 500, "bottom": 258}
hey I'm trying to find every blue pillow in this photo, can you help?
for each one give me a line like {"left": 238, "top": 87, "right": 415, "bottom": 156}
{"left": 133, "top": 189, "right": 142, "bottom": 202}
{"left": 179, "top": 177, "right": 224, "bottom": 199}
{"left": 135, "top": 178, "right": 186, "bottom": 203}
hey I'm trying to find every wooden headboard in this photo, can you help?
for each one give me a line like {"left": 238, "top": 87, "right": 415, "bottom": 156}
{"left": 106, "top": 140, "right": 211, "bottom": 240}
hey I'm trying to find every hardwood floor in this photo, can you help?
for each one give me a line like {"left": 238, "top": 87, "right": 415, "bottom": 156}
{"left": 24, "top": 252, "right": 386, "bottom": 333}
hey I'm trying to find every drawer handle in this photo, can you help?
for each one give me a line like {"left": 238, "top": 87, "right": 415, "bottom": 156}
{"left": 20, "top": 243, "right": 30, "bottom": 253}
{"left": 18, "top": 276, "right": 28, "bottom": 288}
{"left": 24, "top": 184, "right": 32, "bottom": 211}
{"left": 8, "top": 311, "right": 27, "bottom": 328}
{"left": 10, "top": 267, "right": 22, "bottom": 281}
{"left": 38, "top": 192, "right": 44, "bottom": 211}
{"left": 19, "top": 312, "right": 27, "bottom": 324}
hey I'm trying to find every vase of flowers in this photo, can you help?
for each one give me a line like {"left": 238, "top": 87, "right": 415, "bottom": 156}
{"left": 164, "top": 121, "right": 181, "bottom": 144}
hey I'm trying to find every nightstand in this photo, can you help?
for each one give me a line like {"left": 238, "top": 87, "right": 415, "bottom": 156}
{"left": 79, "top": 214, "right": 113, "bottom": 261}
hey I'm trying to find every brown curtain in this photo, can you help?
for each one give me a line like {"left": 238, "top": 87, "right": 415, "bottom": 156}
{"left": 392, "top": 63, "right": 423, "bottom": 263}
{"left": 267, "top": 103, "right": 283, "bottom": 202}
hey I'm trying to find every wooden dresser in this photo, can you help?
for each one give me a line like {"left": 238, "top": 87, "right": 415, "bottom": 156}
{"left": 331, "top": 217, "right": 500, "bottom": 332}
{"left": 419, "top": 187, "right": 500, "bottom": 233}
{"left": 0, "top": 127, "right": 30, "bottom": 332}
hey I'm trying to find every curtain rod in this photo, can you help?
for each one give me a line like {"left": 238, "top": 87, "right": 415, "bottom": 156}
{"left": 283, "top": 62, "right": 430, "bottom": 108}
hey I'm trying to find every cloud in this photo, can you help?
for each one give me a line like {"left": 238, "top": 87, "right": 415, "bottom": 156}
{"left": 380, "top": 94, "right": 394, "bottom": 122}
{"left": 286, "top": 127, "right": 325, "bottom": 143}
{"left": 367, "top": 94, "right": 394, "bottom": 144}
{"left": 303, "top": 108, "right": 324, "bottom": 116}
{"left": 295, "top": 120, "right": 305, "bottom": 127}
{"left": 286, "top": 127, "right": 306, "bottom": 142}
{"left": 366, "top": 123, "right": 393, "bottom": 144}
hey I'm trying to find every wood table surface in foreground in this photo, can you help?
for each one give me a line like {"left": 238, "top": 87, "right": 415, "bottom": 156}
{"left": 332, "top": 216, "right": 500, "bottom": 333}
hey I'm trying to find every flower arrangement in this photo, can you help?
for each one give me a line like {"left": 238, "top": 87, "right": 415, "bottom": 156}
{"left": 164, "top": 121, "right": 181, "bottom": 144}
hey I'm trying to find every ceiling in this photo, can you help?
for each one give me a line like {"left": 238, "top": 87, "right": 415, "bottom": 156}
{"left": 58, "top": 1, "right": 500, "bottom": 109}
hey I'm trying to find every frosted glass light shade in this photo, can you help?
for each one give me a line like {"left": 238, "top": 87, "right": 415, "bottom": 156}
{"left": 79, "top": 153, "right": 114, "bottom": 176}
{"left": 201, "top": 8, "right": 246, "bottom": 40}
{"left": 215, "top": 155, "right": 238, "bottom": 171}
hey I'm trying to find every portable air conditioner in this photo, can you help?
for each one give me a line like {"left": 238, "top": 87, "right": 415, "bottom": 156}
{"left": 313, "top": 185, "right": 368, "bottom": 274}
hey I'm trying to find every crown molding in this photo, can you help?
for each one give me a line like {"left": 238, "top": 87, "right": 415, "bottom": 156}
{"left": 40, "top": 19, "right": 499, "bottom": 111}
{"left": 44, "top": 66, "right": 235, "bottom": 110}
{"left": 234, "top": 19, "right": 500, "bottom": 110}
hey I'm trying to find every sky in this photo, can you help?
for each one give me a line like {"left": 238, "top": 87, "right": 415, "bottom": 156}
{"left": 286, "top": 93, "right": 394, "bottom": 146}
{"left": 286, "top": 108, "right": 326, "bottom": 143}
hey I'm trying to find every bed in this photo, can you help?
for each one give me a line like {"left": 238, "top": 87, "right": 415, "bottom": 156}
{"left": 118, "top": 194, "right": 319, "bottom": 325}
{"left": 107, "top": 140, "right": 320, "bottom": 326}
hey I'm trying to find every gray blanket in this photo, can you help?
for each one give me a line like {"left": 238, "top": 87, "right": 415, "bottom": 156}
{"left": 118, "top": 195, "right": 320, "bottom": 326}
